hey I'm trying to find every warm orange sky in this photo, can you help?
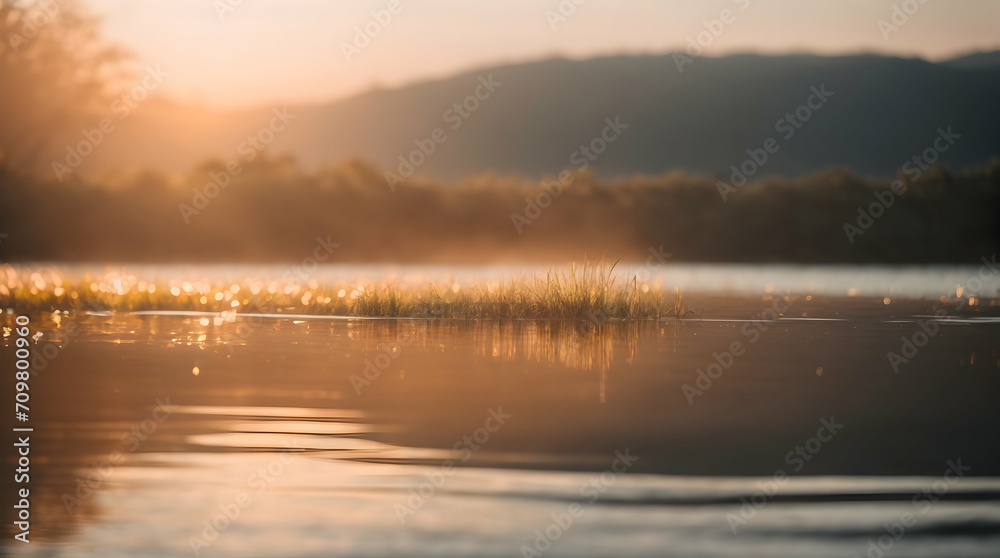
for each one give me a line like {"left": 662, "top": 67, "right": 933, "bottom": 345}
{"left": 88, "top": 0, "right": 1000, "bottom": 109}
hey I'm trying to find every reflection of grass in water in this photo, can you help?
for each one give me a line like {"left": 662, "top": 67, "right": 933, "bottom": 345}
{"left": 348, "top": 319, "right": 664, "bottom": 403}
{"left": 2, "top": 260, "right": 690, "bottom": 320}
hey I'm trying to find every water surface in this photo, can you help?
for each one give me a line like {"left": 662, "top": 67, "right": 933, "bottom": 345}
{"left": 2, "top": 267, "right": 1000, "bottom": 557}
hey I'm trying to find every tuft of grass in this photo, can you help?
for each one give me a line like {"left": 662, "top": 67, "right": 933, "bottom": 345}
{"left": 348, "top": 259, "right": 688, "bottom": 320}
{"left": 0, "top": 260, "right": 690, "bottom": 320}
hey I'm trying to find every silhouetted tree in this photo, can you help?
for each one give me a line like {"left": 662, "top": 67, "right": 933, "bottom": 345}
{"left": 0, "top": 0, "right": 130, "bottom": 171}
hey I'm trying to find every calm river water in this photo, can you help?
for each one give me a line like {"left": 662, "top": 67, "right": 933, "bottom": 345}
{"left": 2, "top": 264, "right": 999, "bottom": 557}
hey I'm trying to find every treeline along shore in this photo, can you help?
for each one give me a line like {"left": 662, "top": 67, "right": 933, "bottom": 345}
{"left": 0, "top": 156, "right": 997, "bottom": 264}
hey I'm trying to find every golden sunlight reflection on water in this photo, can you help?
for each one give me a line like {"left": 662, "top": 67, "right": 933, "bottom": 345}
{"left": 3, "top": 300, "right": 1000, "bottom": 556}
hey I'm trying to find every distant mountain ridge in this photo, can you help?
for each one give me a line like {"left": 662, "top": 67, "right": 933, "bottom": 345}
{"left": 944, "top": 50, "right": 1000, "bottom": 69}
{"left": 88, "top": 50, "right": 1000, "bottom": 181}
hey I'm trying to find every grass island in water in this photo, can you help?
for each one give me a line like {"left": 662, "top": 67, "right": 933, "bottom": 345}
{"left": 1, "top": 261, "right": 691, "bottom": 320}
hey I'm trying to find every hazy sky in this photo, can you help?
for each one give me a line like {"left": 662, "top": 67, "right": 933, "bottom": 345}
{"left": 87, "top": 0, "right": 1000, "bottom": 109}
